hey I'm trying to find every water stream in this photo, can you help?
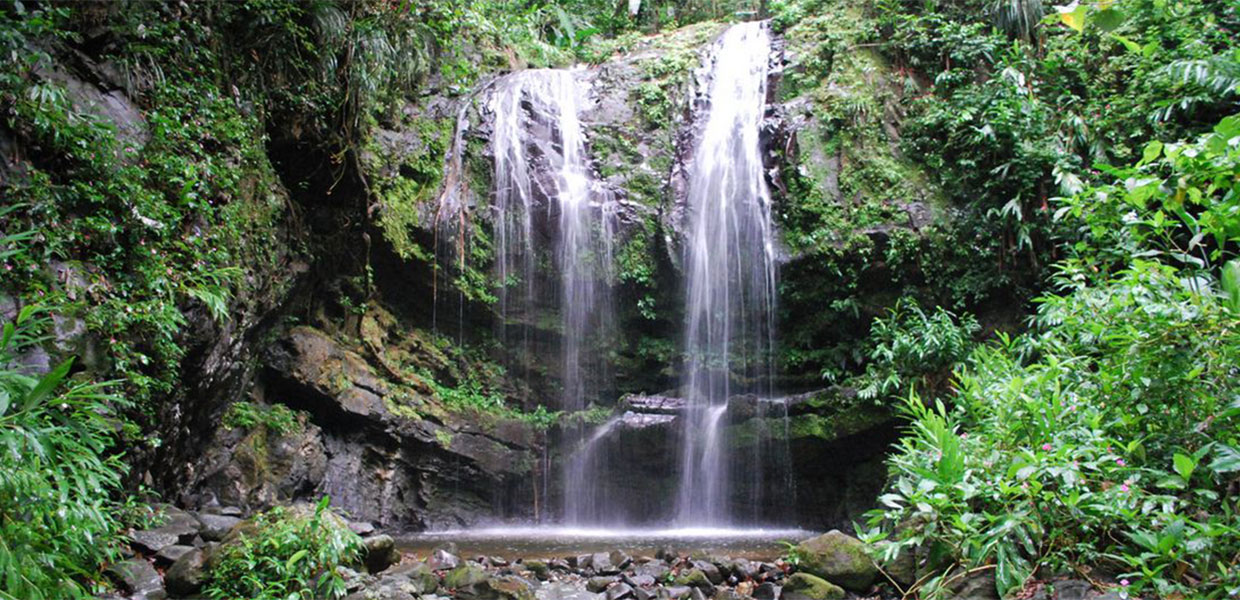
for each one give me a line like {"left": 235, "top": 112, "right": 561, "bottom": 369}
{"left": 675, "top": 21, "right": 778, "bottom": 526}
{"left": 443, "top": 22, "right": 787, "bottom": 533}
{"left": 486, "top": 69, "right": 618, "bottom": 525}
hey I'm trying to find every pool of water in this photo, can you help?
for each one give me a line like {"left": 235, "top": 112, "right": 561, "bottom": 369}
{"left": 397, "top": 526, "right": 817, "bottom": 562}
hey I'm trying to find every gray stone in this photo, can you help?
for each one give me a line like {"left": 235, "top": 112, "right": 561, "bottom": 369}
{"left": 607, "top": 583, "right": 636, "bottom": 600}
{"left": 634, "top": 587, "right": 655, "bottom": 600}
{"left": 948, "top": 571, "right": 999, "bottom": 600}
{"left": 129, "top": 529, "right": 180, "bottom": 554}
{"left": 625, "top": 574, "right": 656, "bottom": 588}
{"left": 349, "top": 520, "right": 377, "bottom": 536}
{"left": 383, "top": 561, "right": 440, "bottom": 594}
{"left": 106, "top": 558, "right": 166, "bottom": 600}
{"left": 753, "top": 583, "right": 779, "bottom": 600}
{"left": 593, "top": 551, "right": 619, "bottom": 575}
{"left": 689, "top": 588, "right": 707, "bottom": 600}
{"left": 430, "top": 548, "right": 462, "bottom": 571}
{"left": 485, "top": 575, "right": 537, "bottom": 600}
{"left": 589, "top": 576, "right": 619, "bottom": 593}
{"left": 364, "top": 534, "right": 401, "bottom": 573}
{"left": 609, "top": 550, "right": 634, "bottom": 571}
{"left": 794, "top": 530, "right": 877, "bottom": 592}
{"left": 722, "top": 558, "right": 755, "bottom": 580}
{"left": 130, "top": 505, "right": 202, "bottom": 553}
{"left": 1050, "top": 580, "right": 1094, "bottom": 600}
{"left": 690, "top": 561, "right": 723, "bottom": 585}
{"left": 674, "top": 569, "right": 715, "bottom": 595}
{"left": 636, "top": 559, "right": 671, "bottom": 581}
{"left": 153, "top": 544, "right": 195, "bottom": 566}
{"left": 165, "top": 548, "right": 208, "bottom": 597}
{"left": 664, "top": 586, "right": 693, "bottom": 600}
{"left": 195, "top": 513, "right": 241, "bottom": 542}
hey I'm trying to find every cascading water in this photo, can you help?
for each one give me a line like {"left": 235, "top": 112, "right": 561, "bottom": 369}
{"left": 674, "top": 21, "right": 778, "bottom": 526}
{"left": 486, "top": 69, "right": 617, "bottom": 525}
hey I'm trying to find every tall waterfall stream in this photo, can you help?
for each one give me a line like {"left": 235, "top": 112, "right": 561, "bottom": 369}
{"left": 428, "top": 21, "right": 798, "bottom": 538}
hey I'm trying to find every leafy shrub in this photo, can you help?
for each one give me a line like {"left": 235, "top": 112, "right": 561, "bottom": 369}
{"left": 221, "top": 401, "right": 302, "bottom": 436}
{"left": 0, "top": 307, "right": 130, "bottom": 600}
{"left": 852, "top": 299, "right": 979, "bottom": 402}
{"left": 204, "top": 497, "right": 364, "bottom": 600}
{"left": 864, "top": 117, "right": 1240, "bottom": 599}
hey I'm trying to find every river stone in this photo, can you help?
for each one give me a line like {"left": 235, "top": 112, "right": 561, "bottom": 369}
{"left": 166, "top": 548, "right": 208, "bottom": 597}
{"left": 589, "top": 576, "right": 619, "bottom": 592}
{"left": 722, "top": 558, "right": 756, "bottom": 580}
{"left": 107, "top": 558, "right": 166, "bottom": 600}
{"left": 624, "top": 573, "right": 656, "bottom": 588}
{"left": 610, "top": 550, "right": 634, "bottom": 571}
{"left": 195, "top": 513, "right": 241, "bottom": 541}
{"left": 782, "top": 573, "right": 844, "bottom": 600}
{"left": 753, "top": 582, "right": 780, "bottom": 600}
{"left": 445, "top": 563, "right": 490, "bottom": 593}
{"left": 130, "top": 505, "right": 202, "bottom": 553}
{"left": 349, "top": 520, "right": 377, "bottom": 536}
{"left": 675, "top": 568, "right": 716, "bottom": 594}
{"left": 690, "top": 588, "right": 707, "bottom": 600}
{"left": 794, "top": 530, "right": 877, "bottom": 592}
{"left": 608, "top": 583, "right": 636, "bottom": 600}
{"left": 485, "top": 575, "right": 536, "bottom": 600}
{"left": 664, "top": 586, "right": 693, "bottom": 599}
{"left": 636, "top": 560, "right": 671, "bottom": 580}
{"left": 430, "top": 548, "right": 462, "bottom": 571}
{"left": 525, "top": 559, "right": 551, "bottom": 579}
{"left": 633, "top": 587, "right": 655, "bottom": 600}
{"left": 154, "top": 544, "right": 195, "bottom": 565}
{"left": 592, "top": 551, "right": 619, "bottom": 575}
{"left": 948, "top": 570, "right": 999, "bottom": 600}
{"left": 715, "top": 590, "right": 746, "bottom": 600}
{"left": 690, "top": 560, "right": 723, "bottom": 584}
{"left": 384, "top": 561, "right": 439, "bottom": 594}
{"left": 364, "top": 534, "right": 401, "bottom": 573}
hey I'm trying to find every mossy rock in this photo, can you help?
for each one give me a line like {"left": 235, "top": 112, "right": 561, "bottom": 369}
{"left": 444, "top": 563, "right": 490, "bottom": 591}
{"left": 783, "top": 572, "right": 845, "bottom": 600}
{"left": 795, "top": 530, "right": 877, "bottom": 592}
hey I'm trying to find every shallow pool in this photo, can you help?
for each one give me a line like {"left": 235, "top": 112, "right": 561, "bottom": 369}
{"left": 397, "top": 526, "right": 817, "bottom": 561}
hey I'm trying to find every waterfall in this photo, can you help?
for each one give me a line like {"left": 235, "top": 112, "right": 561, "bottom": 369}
{"left": 674, "top": 22, "right": 777, "bottom": 526}
{"left": 487, "top": 69, "right": 617, "bottom": 525}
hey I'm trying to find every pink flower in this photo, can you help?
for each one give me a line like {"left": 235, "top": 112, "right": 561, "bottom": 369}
{"left": 1120, "top": 483, "right": 1130, "bottom": 492}
{"left": 1116, "top": 459, "right": 1126, "bottom": 467}
{"left": 1042, "top": 443, "right": 1052, "bottom": 451}
{"left": 1120, "top": 579, "right": 1129, "bottom": 587}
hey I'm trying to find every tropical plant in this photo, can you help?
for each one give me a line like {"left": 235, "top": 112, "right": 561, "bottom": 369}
{"left": 203, "top": 497, "right": 364, "bottom": 600}
{"left": 0, "top": 306, "right": 130, "bottom": 600}
{"left": 864, "top": 114, "right": 1240, "bottom": 599}
{"left": 852, "top": 299, "right": 980, "bottom": 402}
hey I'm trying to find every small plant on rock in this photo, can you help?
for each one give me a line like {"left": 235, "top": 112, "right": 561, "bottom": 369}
{"left": 204, "top": 497, "right": 364, "bottom": 600}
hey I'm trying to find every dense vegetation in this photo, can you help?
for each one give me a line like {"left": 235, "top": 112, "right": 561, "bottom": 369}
{"left": 0, "top": 0, "right": 1236, "bottom": 597}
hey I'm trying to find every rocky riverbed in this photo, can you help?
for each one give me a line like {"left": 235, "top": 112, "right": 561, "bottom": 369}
{"left": 99, "top": 503, "right": 1133, "bottom": 600}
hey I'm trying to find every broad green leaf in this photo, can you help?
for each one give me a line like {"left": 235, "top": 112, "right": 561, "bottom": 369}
{"left": 1172, "top": 453, "right": 1196, "bottom": 481}
{"left": 1055, "top": 2, "right": 1088, "bottom": 31}
{"left": 1092, "top": 8, "right": 1125, "bottom": 31}
{"left": 1140, "top": 140, "right": 1164, "bottom": 166}
{"left": 1221, "top": 259, "right": 1240, "bottom": 310}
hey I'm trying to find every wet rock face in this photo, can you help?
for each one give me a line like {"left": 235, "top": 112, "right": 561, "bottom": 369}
{"left": 187, "top": 326, "right": 540, "bottom": 529}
